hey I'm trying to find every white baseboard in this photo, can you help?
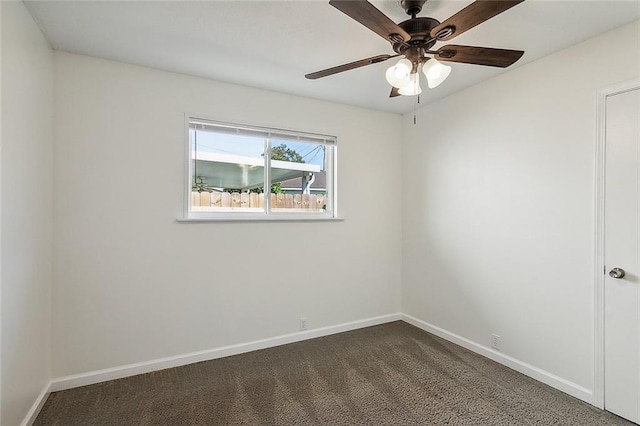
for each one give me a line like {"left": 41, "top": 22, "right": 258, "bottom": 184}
{"left": 20, "top": 383, "right": 51, "bottom": 426}
{"left": 50, "top": 313, "right": 402, "bottom": 392}
{"left": 401, "top": 314, "right": 594, "bottom": 405}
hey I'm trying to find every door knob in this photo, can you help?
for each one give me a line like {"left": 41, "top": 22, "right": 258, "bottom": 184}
{"left": 609, "top": 267, "right": 626, "bottom": 279}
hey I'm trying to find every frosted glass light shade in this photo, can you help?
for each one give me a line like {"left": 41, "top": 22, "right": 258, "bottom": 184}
{"left": 398, "top": 73, "right": 422, "bottom": 96}
{"left": 385, "top": 58, "right": 412, "bottom": 88}
{"left": 422, "top": 58, "right": 452, "bottom": 88}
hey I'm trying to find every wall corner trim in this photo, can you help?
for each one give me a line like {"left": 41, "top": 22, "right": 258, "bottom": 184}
{"left": 49, "top": 313, "right": 402, "bottom": 393}
{"left": 401, "top": 313, "right": 594, "bottom": 405}
{"left": 20, "top": 383, "right": 51, "bottom": 426}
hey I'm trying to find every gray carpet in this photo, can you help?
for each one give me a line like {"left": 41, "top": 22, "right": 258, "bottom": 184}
{"left": 35, "top": 321, "right": 633, "bottom": 425}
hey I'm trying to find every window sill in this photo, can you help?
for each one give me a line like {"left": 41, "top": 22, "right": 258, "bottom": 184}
{"left": 177, "top": 215, "right": 345, "bottom": 223}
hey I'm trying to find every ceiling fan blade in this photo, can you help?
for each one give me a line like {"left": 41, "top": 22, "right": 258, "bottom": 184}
{"left": 436, "top": 45, "right": 524, "bottom": 68}
{"left": 430, "top": 0, "right": 524, "bottom": 41}
{"left": 329, "top": 0, "right": 411, "bottom": 43}
{"left": 305, "top": 54, "right": 394, "bottom": 79}
{"left": 390, "top": 87, "right": 400, "bottom": 97}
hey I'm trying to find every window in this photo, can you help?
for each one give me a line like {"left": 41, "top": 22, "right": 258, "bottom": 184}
{"left": 186, "top": 117, "right": 337, "bottom": 220}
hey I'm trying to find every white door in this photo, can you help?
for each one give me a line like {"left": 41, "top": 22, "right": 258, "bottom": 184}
{"left": 604, "top": 86, "right": 640, "bottom": 423}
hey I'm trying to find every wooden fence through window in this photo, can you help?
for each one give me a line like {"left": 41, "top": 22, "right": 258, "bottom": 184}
{"left": 191, "top": 192, "right": 326, "bottom": 211}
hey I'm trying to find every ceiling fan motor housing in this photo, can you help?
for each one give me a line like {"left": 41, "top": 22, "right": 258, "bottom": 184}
{"left": 393, "top": 17, "right": 440, "bottom": 55}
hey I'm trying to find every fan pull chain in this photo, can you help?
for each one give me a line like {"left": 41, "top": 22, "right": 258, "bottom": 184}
{"left": 413, "top": 94, "right": 420, "bottom": 125}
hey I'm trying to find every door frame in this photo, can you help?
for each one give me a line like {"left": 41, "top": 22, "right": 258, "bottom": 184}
{"left": 593, "top": 78, "right": 640, "bottom": 409}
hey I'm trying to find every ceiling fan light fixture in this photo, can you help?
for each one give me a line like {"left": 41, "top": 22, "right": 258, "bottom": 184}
{"left": 422, "top": 58, "right": 452, "bottom": 88}
{"left": 398, "top": 72, "right": 422, "bottom": 96}
{"left": 385, "top": 58, "right": 412, "bottom": 88}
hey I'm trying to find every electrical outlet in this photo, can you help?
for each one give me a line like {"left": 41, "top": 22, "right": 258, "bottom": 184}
{"left": 300, "top": 317, "right": 307, "bottom": 331}
{"left": 491, "top": 334, "right": 501, "bottom": 351}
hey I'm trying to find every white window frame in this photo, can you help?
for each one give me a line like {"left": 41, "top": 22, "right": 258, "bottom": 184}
{"left": 182, "top": 116, "right": 339, "bottom": 222}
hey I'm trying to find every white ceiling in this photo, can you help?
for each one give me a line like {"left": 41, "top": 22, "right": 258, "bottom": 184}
{"left": 25, "top": 0, "right": 640, "bottom": 114}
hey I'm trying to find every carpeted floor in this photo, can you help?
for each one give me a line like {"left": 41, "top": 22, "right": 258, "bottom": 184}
{"left": 35, "top": 321, "right": 633, "bottom": 425}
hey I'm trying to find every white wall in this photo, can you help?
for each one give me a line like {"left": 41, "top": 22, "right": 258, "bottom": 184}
{"left": 402, "top": 20, "right": 640, "bottom": 396}
{"left": 52, "top": 52, "right": 403, "bottom": 377}
{"left": 1, "top": 2, "right": 54, "bottom": 425}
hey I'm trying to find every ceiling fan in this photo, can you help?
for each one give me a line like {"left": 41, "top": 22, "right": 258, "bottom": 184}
{"left": 305, "top": 0, "right": 525, "bottom": 97}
